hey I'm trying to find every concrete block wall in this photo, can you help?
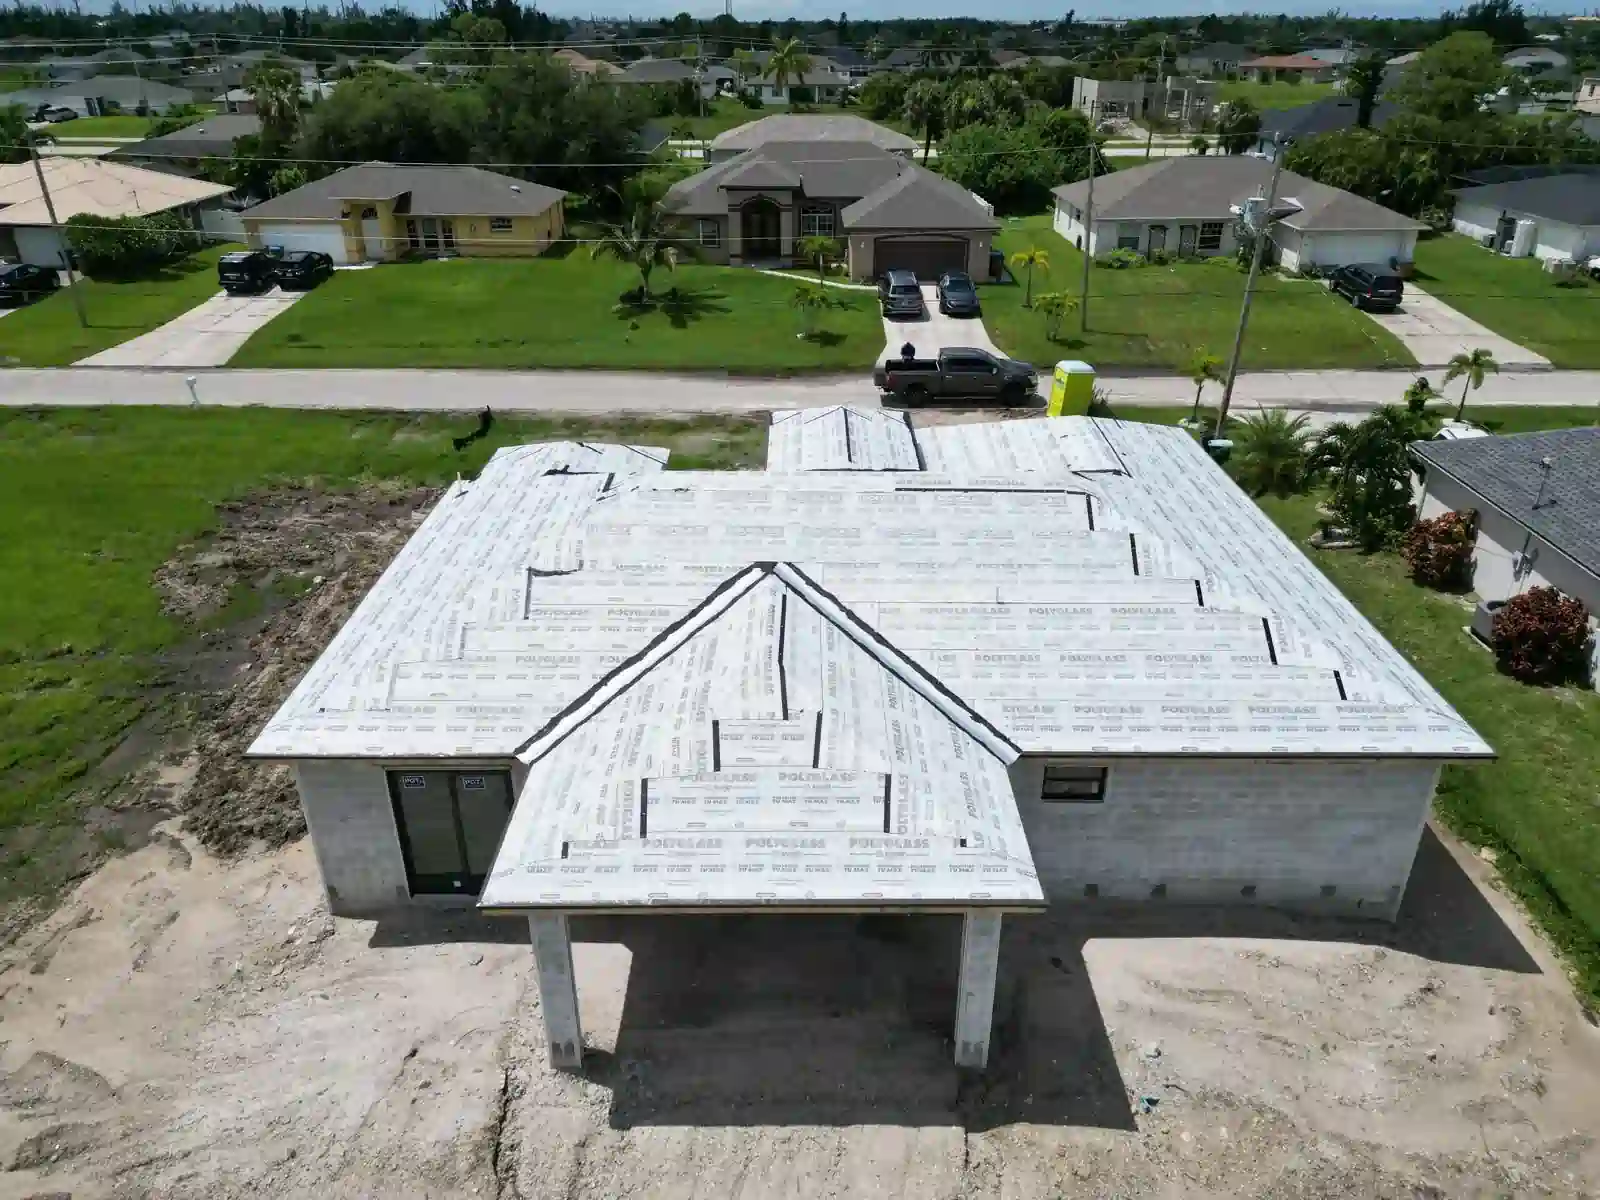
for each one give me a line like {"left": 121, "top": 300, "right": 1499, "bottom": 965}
{"left": 295, "top": 760, "right": 412, "bottom": 917}
{"left": 1008, "top": 757, "right": 1440, "bottom": 919}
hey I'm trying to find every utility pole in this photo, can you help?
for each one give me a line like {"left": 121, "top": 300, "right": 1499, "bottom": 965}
{"left": 28, "top": 140, "right": 88, "bottom": 330}
{"left": 1213, "top": 134, "right": 1285, "bottom": 443}
{"left": 1078, "top": 141, "right": 1096, "bottom": 333}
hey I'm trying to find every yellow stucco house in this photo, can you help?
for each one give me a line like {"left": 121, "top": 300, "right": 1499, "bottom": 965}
{"left": 239, "top": 162, "right": 566, "bottom": 263}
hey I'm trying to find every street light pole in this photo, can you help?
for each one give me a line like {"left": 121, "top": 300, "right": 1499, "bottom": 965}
{"left": 1078, "top": 142, "right": 1096, "bottom": 334}
{"left": 28, "top": 140, "right": 88, "bottom": 329}
{"left": 1212, "top": 134, "right": 1285, "bottom": 443}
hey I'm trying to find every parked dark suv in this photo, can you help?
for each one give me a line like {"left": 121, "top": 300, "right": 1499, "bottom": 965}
{"left": 1329, "top": 263, "right": 1404, "bottom": 311}
{"left": 936, "top": 270, "right": 981, "bottom": 316}
{"left": 878, "top": 269, "right": 926, "bottom": 318}
{"left": 0, "top": 263, "right": 61, "bottom": 307}
{"left": 272, "top": 249, "right": 335, "bottom": 290}
{"left": 218, "top": 250, "right": 277, "bottom": 295}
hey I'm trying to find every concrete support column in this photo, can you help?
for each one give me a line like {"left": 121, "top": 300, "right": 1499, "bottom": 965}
{"left": 953, "top": 910, "right": 1002, "bottom": 1068}
{"left": 529, "top": 913, "right": 583, "bottom": 1069}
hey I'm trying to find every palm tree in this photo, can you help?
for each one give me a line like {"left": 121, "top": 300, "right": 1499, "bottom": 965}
{"left": 1344, "top": 53, "right": 1386, "bottom": 128}
{"left": 1310, "top": 407, "right": 1419, "bottom": 550}
{"left": 1443, "top": 348, "right": 1498, "bottom": 421}
{"left": 1034, "top": 290, "right": 1079, "bottom": 341}
{"left": 1186, "top": 351, "right": 1223, "bottom": 423}
{"left": 1007, "top": 245, "right": 1049, "bottom": 308}
{"left": 766, "top": 37, "right": 812, "bottom": 97}
{"left": 795, "top": 234, "right": 839, "bottom": 284}
{"left": 1232, "top": 409, "right": 1313, "bottom": 497}
{"left": 590, "top": 201, "right": 683, "bottom": 301}
{"left": 248, "top": 63, "right": 302, "bottom": 150}
{"left": 903, "top": 78, "right": 943, "bottom": 163}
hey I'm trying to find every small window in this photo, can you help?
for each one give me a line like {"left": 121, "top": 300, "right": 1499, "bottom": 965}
{"left": 1198, "top": 222, "right": 1224, "bottom": 252}
{"left": 359, "top": 206, "right": 378, "bottom": 219}
{"left": 1117, "top": 234, "right": 1141, "bottom": 250}
{"left": 799, "top": 208, "right": 835, "bottom": 239}
{"left": 1041, "top": 763, "right": 1107, "bottom": 803}
{"left": 405, "top": 219, "right": 420, "bottom": 249}
{"left": 697, "top": 219, "right": 721, "bottom": 248}
{"left": 489, "top": 216, "right": 514, "bottom": 233}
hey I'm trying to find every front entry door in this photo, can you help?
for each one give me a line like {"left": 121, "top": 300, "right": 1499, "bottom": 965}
{"left": 389, "top": 769, "right": 514, "bottom": 895}
{"left": 742, "top": 198, "right": 781, "bottom": 260}
{"left": 1178, "top": 225, "right": 1198, "bottom": 256}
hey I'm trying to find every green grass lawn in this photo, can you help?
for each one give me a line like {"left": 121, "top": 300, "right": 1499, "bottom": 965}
{"left": 44, "top": 114, "right": 156, "bottom": 138}
{"left": 230, "top": 253, "right": 882, "bottom": 372}
{"left": 1217, "top": 79, "right": 1337, "bottom": 108}
{"left": 1412, "top": 233, "right": 1600, "bottom": 368}
{"left": 0, "top": 244, "right": 234, "bottom": 367}
{"left": 0, "top": 408, "right": 766, "bottom": 913}
{"left": 985, "top": 213, "right": 1415, "bottom": 371}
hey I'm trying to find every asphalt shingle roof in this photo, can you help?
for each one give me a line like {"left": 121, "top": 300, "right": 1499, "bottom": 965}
{"left": 1450, "top": 174, "right": 1600, "bottom": 228}
{"left": 1259, "top": 97, "right": 1399, "bottom": 139}
{"left": 666, "top": 141, "right": 905, "bottom": 216}
{"left": 110, "top": 113, "right": 261, "bottom": 161}
{"left": 1412, "top": 428, "right": 1600, "bottom": 576}
{"left": 241, "top": 163, "right": 565, "bottom": 220}
{"left": 710, "top": 113, "right": 916, "bottom": 155}
{"left": 840, "top": 165, "right": 999, "bottom": 231}
{"left": 1052, "top": 157, "right": 1426, "bottom": 232}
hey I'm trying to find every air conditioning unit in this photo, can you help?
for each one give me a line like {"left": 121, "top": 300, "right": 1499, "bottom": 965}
{"left": 1480, "top": 233, "right": 1497, "bottom": 249}
{"left": 1470, "top": 599, "right": 1505, "bottom": 646}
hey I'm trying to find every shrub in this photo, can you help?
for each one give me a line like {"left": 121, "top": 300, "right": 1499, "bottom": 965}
{"left": 1298, "top": 263, "right": 1325, "bottom": 280}
{"left": 1147, "top": 247, "right": 1173, "bottom": 265}
{"left": 1419, "top": 204, "right": 1452, "bottom": 233}
{"left": 1402, "top": 509, "right": 1477, "bottom": 590}
{"left": 64, "top": 211, "right": 202, "bottom": 278}
{"left": 1099, "top": 247, "right": 1145, "bottom": 269}
{"left": 1491, "top": 586, "right": 1594, "bottom": 687}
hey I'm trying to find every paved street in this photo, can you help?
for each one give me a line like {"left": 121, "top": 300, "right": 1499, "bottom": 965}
{"left": 2, "top": 366, "right": 1596, "bottom": 414}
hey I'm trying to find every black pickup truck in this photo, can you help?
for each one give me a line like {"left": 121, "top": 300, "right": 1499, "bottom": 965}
{"left": 873, "top": 347, "right": 1038, "bottom": 404}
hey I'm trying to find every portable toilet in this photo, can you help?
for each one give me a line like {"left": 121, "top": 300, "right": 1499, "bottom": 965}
{"left": 1047, "top": 360, "right": 1095, "bottom": 417}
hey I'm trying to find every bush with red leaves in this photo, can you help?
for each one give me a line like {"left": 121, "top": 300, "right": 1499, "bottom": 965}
{"left": 1491, "top": 587, "right": 1594, "bottom": 687}
{"left": 1402, "top": 510, "right": 1477, "bottom": 590}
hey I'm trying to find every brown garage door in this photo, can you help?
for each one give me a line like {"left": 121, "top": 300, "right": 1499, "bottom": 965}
{"left": 874, "top": 237, "right": 969, "bottom": 281}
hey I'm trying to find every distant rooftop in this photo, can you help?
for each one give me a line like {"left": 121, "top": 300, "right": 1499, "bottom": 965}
{"left": 710, "top": 113, "right": 916, "bottom": 155}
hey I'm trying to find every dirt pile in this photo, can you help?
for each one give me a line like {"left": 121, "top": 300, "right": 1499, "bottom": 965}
{"left": 153, "top": 484, "right": 439, "bottom": 855}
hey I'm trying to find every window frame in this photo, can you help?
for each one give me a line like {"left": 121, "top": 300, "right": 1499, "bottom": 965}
{"left": 697, "top": 218, "right": 722, "bottom": 248}
{"left": 1039, "top": 762, "right": 1109, "bottom": 804}
{"left": 798, "top": 206, "right": 836, "bottom": 239}
{"left": 488, "top": 215, "right": 514, "bottom": 233}
{"left": 1197, "top": 221, "right": 1225, "bottom": 252}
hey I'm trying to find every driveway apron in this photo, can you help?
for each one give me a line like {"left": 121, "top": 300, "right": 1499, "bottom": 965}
{"left": 76, "top": 288, "right": 305, "bottom": 367}
{"left": 881, "top": 283, "right": 1004, "bottom": 362}
{"left": 1350, "top": 281, "right": 1550, "bottom": 371}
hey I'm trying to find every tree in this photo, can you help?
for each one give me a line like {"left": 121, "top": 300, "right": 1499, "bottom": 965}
{"left": 1009, "top": 245, "right": 1050, "bottom": 308}
{"left": 1403, "top": 375, "right": 1439, "bottom": 416}
{"left": 248, "top": 63, "right": 303, "bottom": 150}
{"left": 858, "top": 71, "right": 909, "bottom": 120}
{"left": 301, "top": 72, "right": 476, "bottom": 172}
{"left": 1186, "top": 351, "right": 1223, "bottom": 423}
{"left": 0, "top": 104, "right": 37, "bottom": 165}
{"left": 939, "top": 110, "right": 1100, "bottom": 217}
{"left": 441, "top": 12, "right": 508, "bottom": 66}
{"left": 795, "top": 234, "right": 839, "bottom": 284}
{"left": 1190, "top": 133, "right": 1209, "bottom": 155}
{"left": 1215, "top": 97, "right": 1261, "bottom": 155}
{"left": 1345, "top": 52, "right": 1387, "bottom": 128}
{"left": 766, "top": 37, "right": 812, "bottom": 94}
{"left": 1232, "top": 409, "right": 1313, "bottom": 497}
{"left": 789, "top": 282, "right": 843, "bottom": 339}
{"left": 268, "top": 164, "right": 307, "bottom": 196}
{"left": 1034, "top": 290, "right": 1078, "bottom": 341}
{"left": 64, "top": 211, "right": 200, "bottom": 278}
{"left": 1444, "top": 347, "right": 1497, "bottom": 421}
{"left": 1310, "top": 407, "right": 1419, "bottom": 551}
{"left": 903, "top": 78, "right": 943, "bottom": 163}
{"left": 591, "top": 199, "right": 683, "bottom": 300}
{"left": 1446, "top": 0, "right": 1530, "bottom": 48}
{"left": 731, "top": 47, "right": 759, "bottom": 84}
{"left": 1391, "top": 32, "right": 1506, "bottom": 123}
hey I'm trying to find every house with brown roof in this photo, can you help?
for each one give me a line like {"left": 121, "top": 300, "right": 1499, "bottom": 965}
{"left": 1239, "top": 53, "right": 1336, "bottom": 83}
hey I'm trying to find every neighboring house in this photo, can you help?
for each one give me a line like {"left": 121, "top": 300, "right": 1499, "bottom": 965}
{"left": 38, "top": 46, "right": 145, "bottom": 82}
{"left": 107, "top": 112, "right": 261, "bottom": 177}
{"left": 1413, "top": 427, "right": 1600, "bottom": 682}
{"left": 1502, "top": 45, "right": 1568, "bottom": 75}
{"left": 239, "top": 163, "right": 566, "bottom": 263}
{"left": 1239, "top": 54, "right": 1336, "bottom": 83}
{"left": 879, "top": 46, "right": 963, "bottom": 72}
{"left": 247, "top": 419, "right": 1490, "bottom": 1076}
{"left": 1252, "top": 97, "right": 1400, "bottom": 157}
{"left": 216, "top": 79, "right": 335, "bottom": 113}
{"left": 1383, "top": 50, "right": 1420, "bottom": 92}
{"left": 1174, "top": 41, "right": 1249, "bottom": 76}
{"left": 1001, "top": 53, "right": 1073, "bottom": 70}
{"left": 1576, "top": 75, "right": 1600, "bottom": 114}
{"left": 0, "top": 157, "right": 231, "bottom": 267}
{"left": 7, "top": 75, "right": 195, "bottom": 117}
{"left": 822, "top": 45, "right": 873, "bottom": 79}
{"left": 617, "top": 57, "right": 723, "bottom": 100}
{"left": 1071, "top": 75, "right": 1217, "bottom": 124}
{"left": 1450, "top": 171, "right": 1600, "bottom": 261}
{"left": 1301, "top": 46, "right": 1364, "bottom": 72}
{"left": 754, "top": 65, "right": 851, "bottom": 105}
{"left": 551, "top": 48, "right": 622, "bottom": 77}
{"left": 1051, "top": 156, "right": 1426, "bottom": 269}
{"left": 664, "top": 139, "right": 997, "bottom": 280}
{"left": 707, "top": 113, "right": 916, "bottom": 163}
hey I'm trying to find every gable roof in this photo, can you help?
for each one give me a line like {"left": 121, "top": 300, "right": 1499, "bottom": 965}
{"left": 666, "top": 141, "right": 905, "bottom": 216}
{"left": 1241, "top": 54, "right": 1328, "bottom": 70}
{"left": 1412, "top": 427, "right": 1600, "bottom": 575}
{"left": 618, "top": 56, "right": 698, "bottom": 83}
{"left": 1260, "top": 97, "right": 1400, "bottom": 139}
{"left": 13, "top": 75, "right": 194, "bottom": 106}
{"left": 711, "top": 113, "right": 916, "bottom": 155}
{"left": 108, "top": 112, "right": 262, "bottom": 161}
{"left": 0, "top": 156, "right": 230, "bottom": 227}
{"left": 1052, "top": 157, "right": 1426, "bottom": 233}
{"left": 240, "top": 163, "right": 565, "bottom": 221}
{"left": 841, "top": 165, "right": 998, "bottom": 231}
{"left": 1450, "top": 173, "right": 1600, "bottom": 227}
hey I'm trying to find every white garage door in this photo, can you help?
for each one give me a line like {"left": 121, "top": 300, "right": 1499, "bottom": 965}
{"left": 1312, "top": 231, "right": 1412, "bottom": 269}
{"left": 252, "top": 222, "right": 350, "bottom": 264}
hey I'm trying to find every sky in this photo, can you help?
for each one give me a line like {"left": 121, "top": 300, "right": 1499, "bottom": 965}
{"left": 540, "top": 0, "right": 1575, "bottom": 21}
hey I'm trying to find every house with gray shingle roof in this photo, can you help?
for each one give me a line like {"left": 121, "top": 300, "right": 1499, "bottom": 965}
{"left": 708, "top": 113, "right": 916, "bottom": 161}
{"left": 1051, "top": 156, "right": 1426, "bottom": 270}
{"left": 666, "top": 139, "right": 997, "bottom": 280}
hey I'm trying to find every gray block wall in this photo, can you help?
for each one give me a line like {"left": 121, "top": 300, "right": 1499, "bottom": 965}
{"left": 1008, "top": 758, "right": 1439, "bottom": 919}
{"left": 295, "top": 760, "right": 412, "bottom": 916}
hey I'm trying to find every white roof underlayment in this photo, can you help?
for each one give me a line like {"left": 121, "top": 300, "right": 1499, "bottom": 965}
{"left": 249, "top": 419, "right": 1493, "bottom": 911}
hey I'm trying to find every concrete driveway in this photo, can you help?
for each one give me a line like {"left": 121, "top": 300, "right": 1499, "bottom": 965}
{"left": 1351, "top": 282, "right": 1550, "bottom": 371}
{"left": 78, "top": 288, "right": 305, "bottom": 367}
{"left": 881, "top": 283, "right": 1003, "bottom": 361}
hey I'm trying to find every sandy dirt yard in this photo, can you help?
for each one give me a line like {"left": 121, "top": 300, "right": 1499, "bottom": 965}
{"left": 0, "top": 483, "right": 1597, "bottom": 1199}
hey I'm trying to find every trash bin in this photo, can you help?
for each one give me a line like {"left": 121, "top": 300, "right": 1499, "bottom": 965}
{"left": 1047, "top": 360, "right": 1095, "bottom": 417}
